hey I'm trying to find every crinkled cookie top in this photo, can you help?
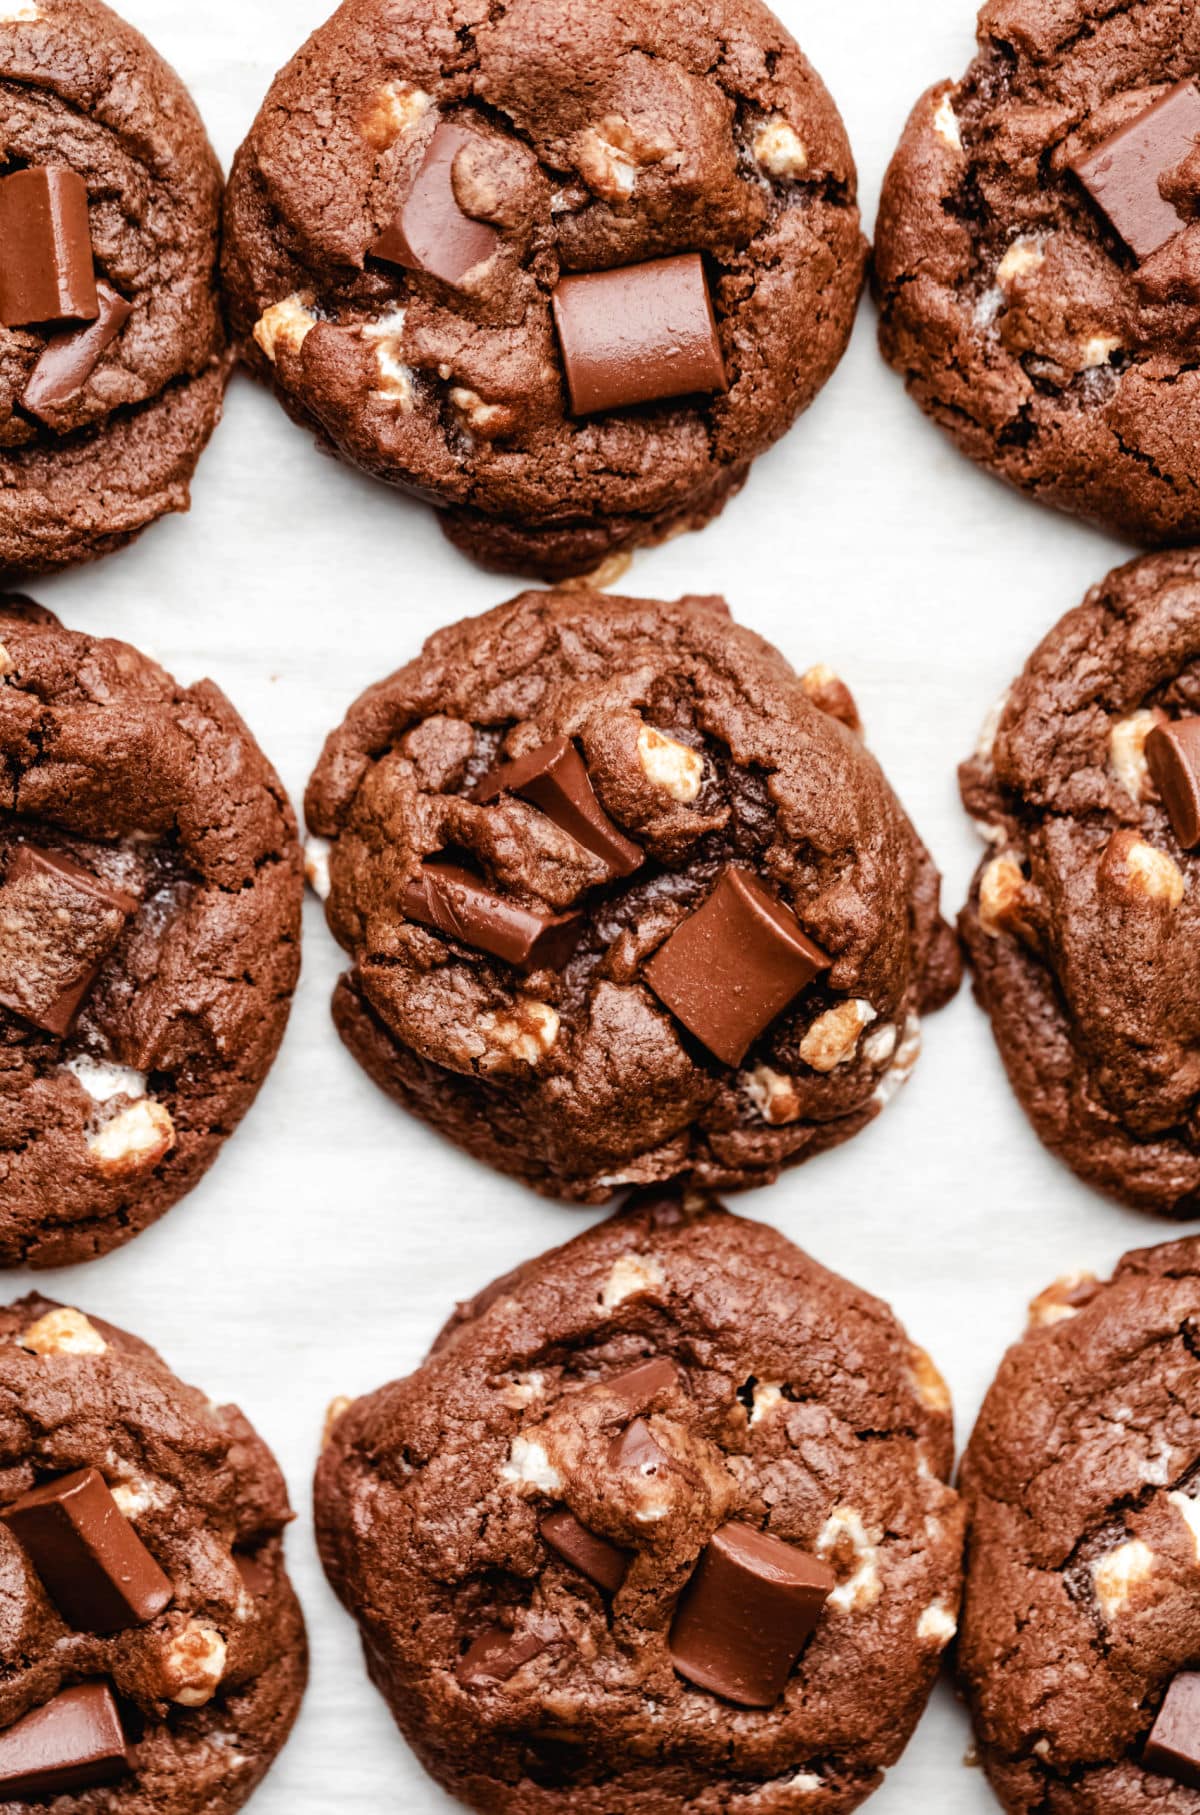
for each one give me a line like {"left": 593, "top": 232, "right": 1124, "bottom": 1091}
{"left": 876, "top": 0, "right": 1200, "bottom": 543}
{"left": 316, "top": 1194, "right": 964, "bottom": 1814}
{"left": 222, "top": 0, "right": 865, "bottom": 577}
{"left": 960, "top": 550, "right": 1200, "bottom": 1213}
{"left": 0, "top": 600, "right": 302, "bottom": 1267}
{"left": 306, "top": 589, "right": 959, "bottom": 1202}
{"left": 0, "top": 1294, "right": 305, "bottom": 1815}
{"left": 960, "top": 1238, "right": 1200, "bottom": 1813}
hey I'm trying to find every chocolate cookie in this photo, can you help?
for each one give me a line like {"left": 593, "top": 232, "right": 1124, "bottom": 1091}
{"left": 875, "top": 1, "right": 1200, "bottom": 545}
{"left": 960, "top": 550, "right": 1200, "bottom": 1215}
{"left": 304, "top": 589, "right": 960, "bottom": 1203}
{"left": 316, "top": 1191, "right": 965, "bottom": 1813}
{"left": 221, "top": 0, "right": 866, "bottom": 581}
{"left": 0, "top": 598, "right": 303, "bottom": 1266}
{"left": 0, "top": 1293, "right": 305, "bottom": 1810}
{"left": 0, "top": 0, "right": 226, "bottom": 577}
{"left": 957, "top": 1237, "right": 1200, "bottom": 1812}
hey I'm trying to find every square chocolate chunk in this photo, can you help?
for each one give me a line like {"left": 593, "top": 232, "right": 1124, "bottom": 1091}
{"left": 0, "top": 845, "right": 137, "bottom": 1036}
{"left": 1070, "top": 81, "right": 1200, "bottom": 262}
{"left": 1145, "top": 1671, "right": 1200, "bottom": 1789}
{"left": 644, "top": 866, "right": 829, "bottom": 1066}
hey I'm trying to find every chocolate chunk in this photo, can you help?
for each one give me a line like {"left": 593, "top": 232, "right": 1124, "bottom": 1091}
{"left": 0, "top": 168, "right": 98, "bottom": 328}
{"left": 234, "top": 1550, "right": 272, "bottom": 1597}
{"left": 540, "top": 1509, "right": 629, "bottom": 1593}
{"left": 371, "top": 122, "right": 499, "bottom": 286}
{"left": 2, "top": 1467, "right": 173, "bottom": 1634}
{"left": 402, "top": 861, "right": 582, "bottom": 972}
{"left": 643, "top": 865, "right": 830, "bottom": 1066}
{"left": 0, "top": 1682, "right": 130, "bottom": 1798}
{"left": 1146, "top": 1672, "right": 1200, "bottom": 1788}
{"left": 669, "top": 1521, "right": 835, "bottom": 1707}
{"left": 457, "top": 1626, "right": 548, "bottom": 1687}
{"left": 608, "top": 1417, "right": 668, "bottom": 1474}
{"left": 551, "top": 253, "right": 728, "bottom": 416}
{"left": 1070, "top": 82, "right": 1200, "bottom": 262}
{"left": 473, "top": 736, "right": 642, "bottom": 880}
{"left": 23, "top": 282, "right": 132, "bottom": 419}
{"left": 589, "top": 1357, "right": 680, "bottom": 1419}
{"left": 0, "top": 845, "right": 137, "bottom": 1037}
{"left": 1147, "top": 717, "right": 1200, "bottom": 848}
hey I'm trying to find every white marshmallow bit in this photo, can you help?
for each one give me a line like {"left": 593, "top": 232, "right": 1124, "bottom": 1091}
{"left": 500, "top": 1436, "right": 562, "bottom": 1494}
{"left": 601, "top": 1253, "right": 665, "bottom": 1309}
{"left": 18, "top": 1308, "right": 107, "bottom": 1357}
{"left": 1093, "top": 1539, "right": 1154, "bottom": 1620}
{"left": 933, "top": 92, "right": 963, "bottom": 150}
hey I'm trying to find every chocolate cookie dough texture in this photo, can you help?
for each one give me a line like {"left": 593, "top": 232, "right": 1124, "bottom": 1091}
{"left": 960, "top": 550, "right": 1200, "bottom": 1215}
{"left": 316, "top": 1194, "right": 965, "bottom": 1813}
{"left": 876, "top": 0, "right": 1200, "bottom": 544}
{"left": 0, "top": 0, "right": 226, "bottom": 576}
{"left": 960, "top": 1238, "right": 1200, "bottom": 1812}
{"left": 0, "top": 599, "right": 303, "bottom": 1266}
{"left": 0, "top": 1295, "right": 305, "bottom": 1808}
{"left": 305, "top": 590, "right": 960, "bottom": 1202}
{"left": 221, "top": 0, "right": 866, "bottom": 580}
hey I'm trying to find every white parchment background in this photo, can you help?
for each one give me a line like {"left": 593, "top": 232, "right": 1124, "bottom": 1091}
{"left": 9, "top": 1, "right": 1166, "bottom": 1806}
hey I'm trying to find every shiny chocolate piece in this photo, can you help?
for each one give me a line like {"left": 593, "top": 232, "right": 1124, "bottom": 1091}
{"left": 371, "top": 122, "right": 499, "bottom": 286}
{"left": 608, "top": 1417, "right": 668, "bottom": 1475}
{"left": 551, "top": 253, "right": 727, "bottom": 416}
{"left": 234, "top": 1550, "right": 272, "bottom": 1597}
{"left": 1147, "top": 717, "right": 1200, "bottom": 848}
{"left": 402, "top": 861, "right": 583, "bottom": 972}
{"left": 1146, "top": 1672, "right": 1200, "bottom": 1789}
{"left": 0, "top": 1682, "right": 130, "bottom": 1798}
{"left": 473, "top": 736, "right": 642, "bottom": 880}
{"left": 0, "top": 167, "right": 98, "bottom": 328}
{"left": 0, "top": 845, "right": 138, "bottom": 1037}
{"left": 669, "top": 1521, "right": 835, "bottom": 1707}
{"left": 540, "top": 1509, "right": 629, "bottom": 1594}
{"left": 3, "top": 1467, "right": 172, "bottom": 1634}
{"left": 643, "top": 865, "right": 830, "bottom": 1066}
{"left": 1070, "top": 82, "right": 1200, "bottom": 262}
{"left": 456, "top": 1625, "right": 548, "bottom": 1687}
{"left": 23, "top": 281, "right": 132, "bottom": 419}
{"left": 589, "top": 1357, "right": 680, "bottom": 1419}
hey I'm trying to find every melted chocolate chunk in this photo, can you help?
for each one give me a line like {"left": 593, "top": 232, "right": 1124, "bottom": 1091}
{"left": 474, "top": 737, "right": 642, "bottom": 881}
{"left": 643, "top": 865, "right": 830, "bottom": 1065}
{"left": 371, "top": 122, "right": 499, "bottom": 286}
{"left": 0, "top": 845, "right": 137, "bottom": 1037}
{"left": 23, "top": 282, "right": 132, "bottom": 419}
{"left": 551, "top": 254, "right": 727, "bottom": 415}
{"left": 540, "top": 1509, "right": 629, "bottom": 1593}
{"left": 1146, "top": 1671, "right": 1200, "bottom": 1789}
{"left": 0, "top": 1683, "right": 129, "bottom": 1798}
{"left": 669, "top": 1521, "right": 834, "bottom": 1707}
{"left": 457, "top": 1626, "right": 548, "bottom": 1687}
{"left": 401, "top": 861, "right": 582, "bottom": 972}
{"left": 1147, "top": 717, "right": 1200, "bottom": 848}
{"left": 1070, "top": 82, "right": 1200, "bottom": 262}
{"left": 0, "top": 167, "right": 98, "bottom": 328}
{"left": 3, "top": 1467, "right": 173, "bottom": 1634}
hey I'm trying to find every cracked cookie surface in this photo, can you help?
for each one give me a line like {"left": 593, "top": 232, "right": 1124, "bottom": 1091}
{"left": 875, "top": 0, "right": 1200, "bottom": 544}
{"left": 0, "top": 0, "right": 226, "bottom": 577}
{"left": 0, "top": 598, "right": 303, "bottom": 1267}
{"left": 960, "top": 550, "right": 1200, "bottom": 1214}
{"left": 221, "top": 0, "right": 865, "bottom": 581}
{"left": 0, "top": 1293, "right": 305, "bottom": 1812}
{"left": 315, "top": 1192, "right": 965, "bottom": 1814}
{"left": 304, "top": 589, "right": 960, "bottom": 1203}
{"left": 959, "top": 1238, "right": 1200, "bottom": 1812}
